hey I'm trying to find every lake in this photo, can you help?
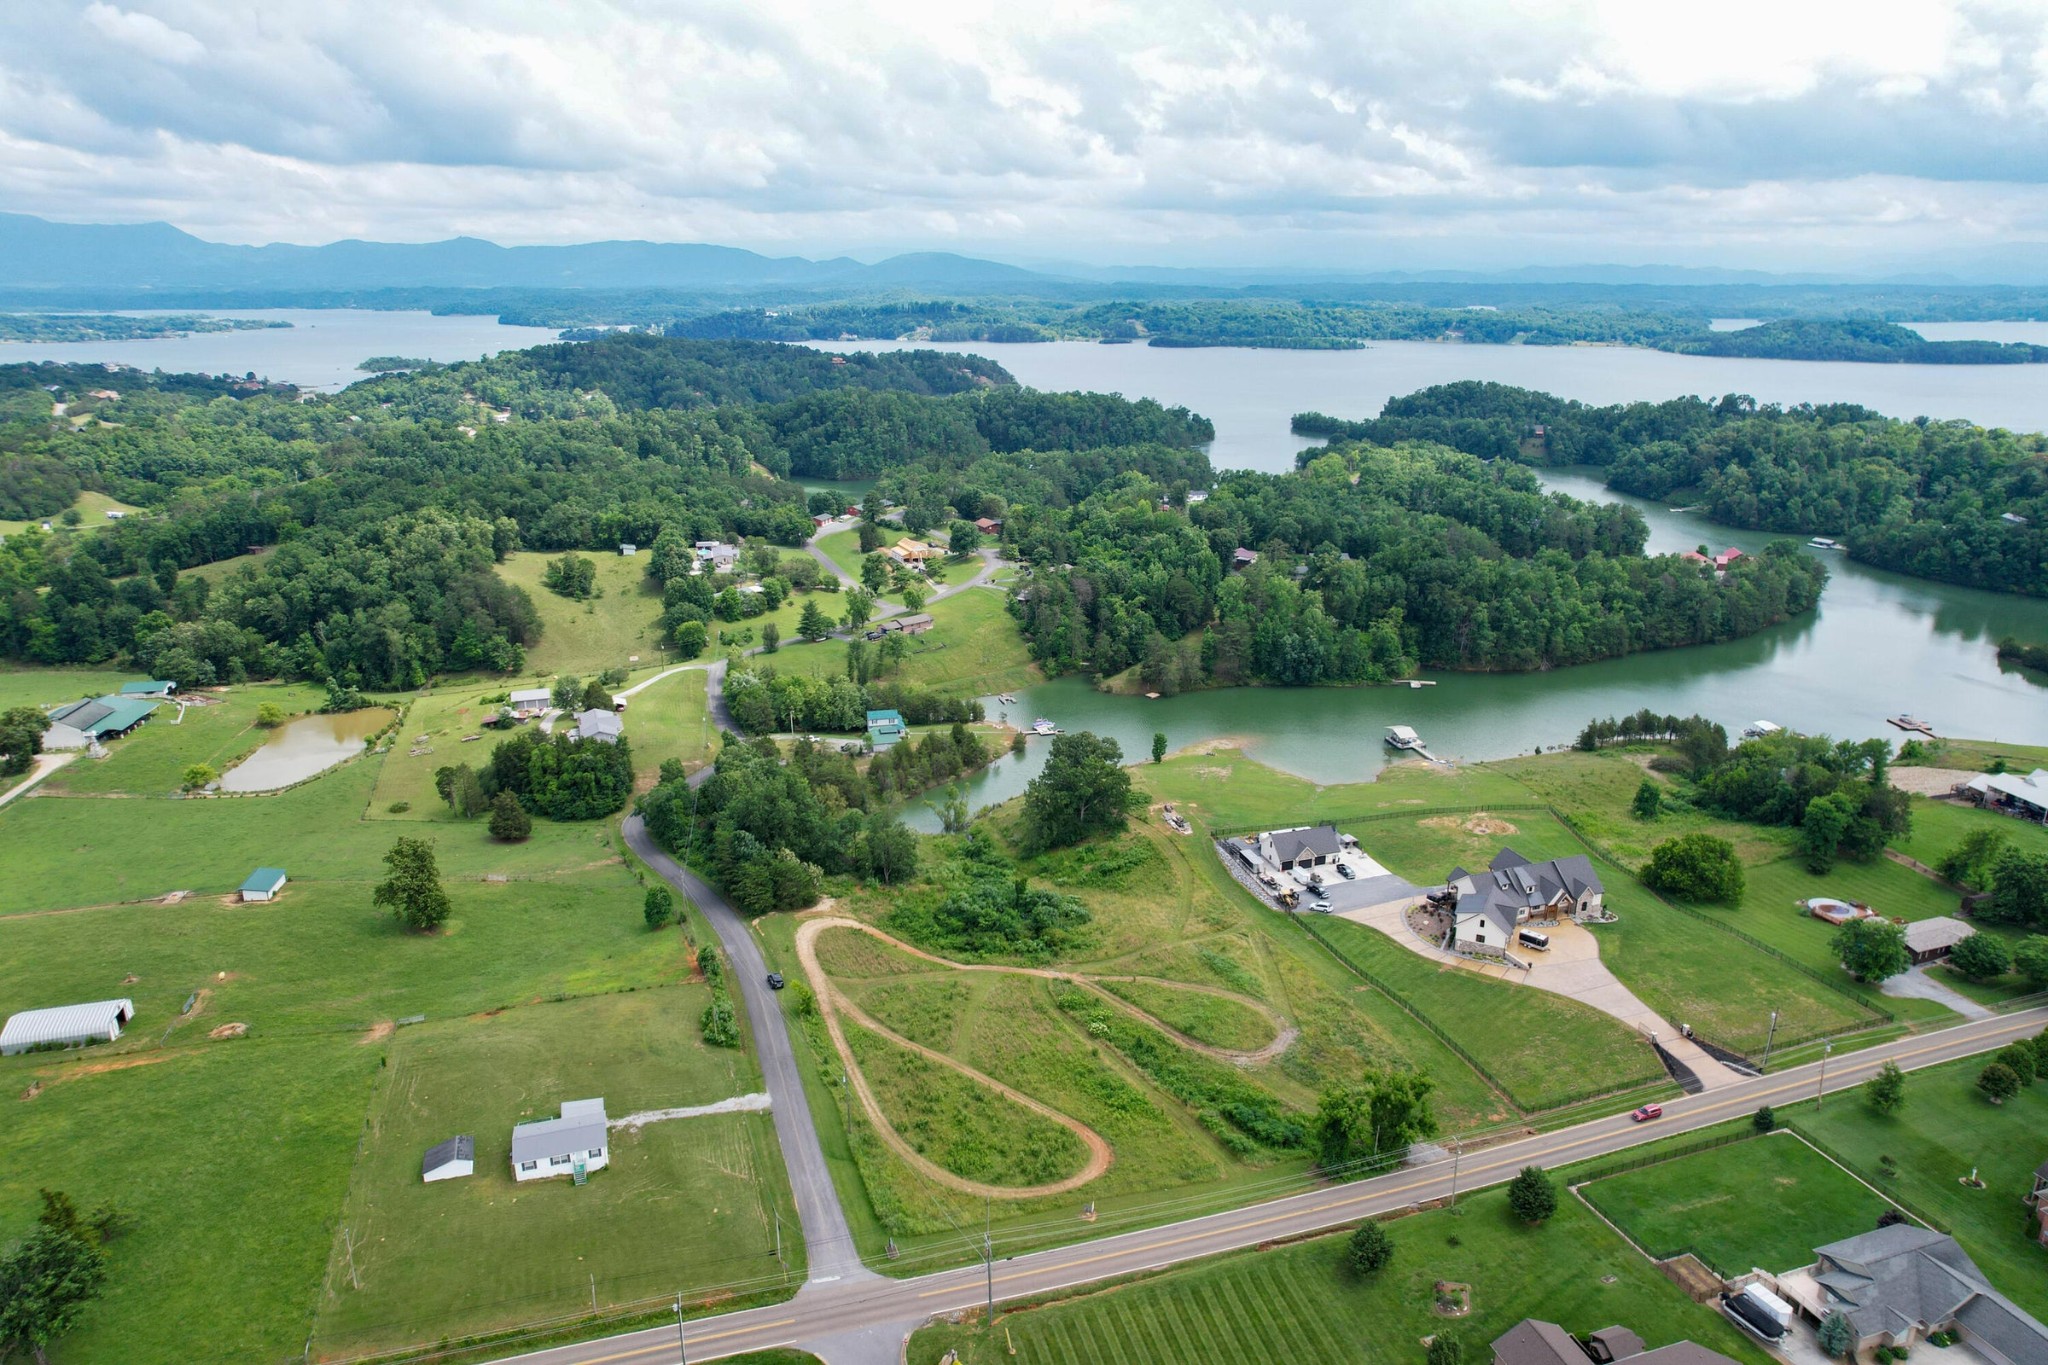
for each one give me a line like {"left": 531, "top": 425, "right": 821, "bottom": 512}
{"left": 221, "top": 709, "right": 394, "bottom": 792}
{"left": 0, "top": 309, "right": 564, "bottom": 391}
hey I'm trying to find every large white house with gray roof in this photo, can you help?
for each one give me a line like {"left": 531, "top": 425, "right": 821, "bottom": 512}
{"left": 1440, "top": 848, "right": 1605, "bottom": 955}
{"left": 1773, "top": 1224, "right": 2048, "bottom": 1362}
{"left": 511, "top": 1099, "right": 609, "bottom": 1181}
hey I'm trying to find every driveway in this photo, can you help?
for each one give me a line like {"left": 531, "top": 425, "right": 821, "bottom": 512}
{"left": 1881, "top": 962, "right": 1994, "bottom": 1020}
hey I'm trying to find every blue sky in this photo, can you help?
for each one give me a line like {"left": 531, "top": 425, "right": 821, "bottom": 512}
{"left": 2, "top": 0, "right": 2046, "bottom": 273}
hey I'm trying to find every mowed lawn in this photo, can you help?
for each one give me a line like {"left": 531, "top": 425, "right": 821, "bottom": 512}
{"left": 0, "top": 665, "right": 136, "bottom": 711}
{"left": 0, "top": 1038, "right": 378, "bottom": 1364}
{"left": 1890, "top": 793, "right": 2048, "bottom": 872}
{"left": 907, "top": 1186, "right": 1770, "bottom": 1365}
{"left": 1581, "top": 1132, "right": 1897, "bottom": 1276}
{"left": 499, "top": 550, "right": 673, "bottom": 675}
{"left": 1793, "top": 1054, "right": 2048, "bottom": 1323}
{"left": 313, "top": 990, "right": 790, "bottom": 1353}
{"left": 769, "top": 588, "right": 1041, "bottom": 697}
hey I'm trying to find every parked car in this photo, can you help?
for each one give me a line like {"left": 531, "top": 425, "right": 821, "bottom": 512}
{"left": 766, "top": 972, "right": 786, "bottom": 990}
{"left": 1631, "top": 1103, "right": 1663, "bottom": 1122}
{"left": 1309, "top": 899, "right": 1333, "bottom": 913}
{"left": 864, "top": 630, "right": 886, "bottom": 640}
{"left": 1335, "top": 862, "right": 1357, "bottom": 879}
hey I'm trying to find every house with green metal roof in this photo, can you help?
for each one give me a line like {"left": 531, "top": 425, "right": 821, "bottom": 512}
{"left": 865, "top": 709, "right": 906, "bottom": 748}
{"left": 43, "top": 695, "right": 161, "bottom": 749}
{"left": 239, "top": 868, "right": 288, "bottom": 902}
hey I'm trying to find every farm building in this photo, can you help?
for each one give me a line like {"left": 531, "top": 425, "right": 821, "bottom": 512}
{"left": 866, "top": 709, "right": 906, "bottom": 748}
{"left": 118, "top": 680, "right": 178, "bottom": 698}
{"left": 239, "top": 867, "right": 288, "bottom": 902}
{"left": 1902, "top": 916, "right": 1974, "bottom": 964}
{"left": 509, "top": 687, "right": 552, "bottom": 713}
{"left": 1, "top": 998, "right": 135, "bottom": 1055}
{"left": 573, "top": 709, "right": 624, "bottom": 743}
{"left": 43, "top": 695, "right": 160, "bottom": 749}
{"left": 1438, "top": 848, "right": 1605, "bottom": 956}
{"left": 884, "top": 613, "right": 934, "bottom": 636}
{"left": 972, "top": 517, "right": 1002, "bottom": 535}
{"left": 511, "top": 1099, "right": 609, "bottom": 1182}
{"left": 421, "top": 1135, "right": 475, "bottom": 1183}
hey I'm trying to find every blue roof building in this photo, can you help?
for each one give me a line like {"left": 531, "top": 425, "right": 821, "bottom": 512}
{"left": 865, "top": 709, "right": 906, "bottom": 748}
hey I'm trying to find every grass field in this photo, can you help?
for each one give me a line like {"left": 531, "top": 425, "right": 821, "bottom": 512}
{"left": 0, "top": 490, "right": 143, "bottom": 538}
{"left": 499, "top": 551, "right": 674, "bottom": 676}
{"left": 1890, "top": 793, "right": 2048, "bottom": 871}
{"left": 41, "top": 682, "right": 334, "bottom": 797}
{"left": 1581, "top": 1132, "right": 1897, "bottom": 1276}
{"left": 1095, "top": 978, "right": 1276, "bottom": 1051}
{"left": 312, "top": 990, "right": 791, "bottom": 1353}
{"left": 1791, "top": 1053, "right": 2048, "bottom": 1323}
{"left": 0, "top": 665, "right": 135, "bottom": 711}
{"left": 813, "top": 528, "right": 870, "bottom": 583}
{"left": 907, "top": 1184, "right": 1771, "bottom": 1365}
{"left": 1495, "top": 749, "right": 1794, "bottom": 866}
{"left": 768, "top": 589, "right": 1041, "bottom": 697}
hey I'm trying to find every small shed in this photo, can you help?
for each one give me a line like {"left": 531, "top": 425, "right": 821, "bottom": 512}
{"left": 1231, "top": 547, "right": 1259, "bottom": 570}
{"left": 896, "top": 613, "right": 935, "bottom": 636}
{"left": 1, "top": 999, "right": 134, "bottom": 1055}
{"left": 618, "top": 543, "right": 637, "bottom": 556}
{"left": 1904, "top": 915, "right": 1974, "bottom": 964}
{"left": 240, "top": 867, "right": 288, "bottom": 902}
{"left": 422, "top": 1135, "right": 475, "bottom": 1183}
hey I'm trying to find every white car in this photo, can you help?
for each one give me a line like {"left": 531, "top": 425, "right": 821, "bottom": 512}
{"left": 1310, "top": 899, "right": 1333, "bottom": 913}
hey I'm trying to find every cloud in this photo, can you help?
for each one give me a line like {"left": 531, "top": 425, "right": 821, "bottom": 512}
{"left": 0, "top": 0, "right": 2044, "bottom": 270}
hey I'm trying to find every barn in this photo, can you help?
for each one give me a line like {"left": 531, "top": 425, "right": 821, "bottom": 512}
{"left": 0, "top": 999, "right": 135, "bottom": 1055}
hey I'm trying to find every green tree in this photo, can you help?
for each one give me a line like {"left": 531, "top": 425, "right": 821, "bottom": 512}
{"left": 700, "top": 994, "right": 740, "bottom": 1047}
{"left": 1816, "top": 1311, "right": 1855, "bottom": 1358}
{"left": 1426, "top": 1335, "right": 1464, "bottom": 1365}
{"left": 797, "top": 598, "right": 832, "bottom": 642}
{"left": 1937, "top": 827, "right": 2010, "bottom": 889}
{"left": 2014, "top": 935, "right": 2048, "bottom": 990}
{"left": 551, "top": 675, "right": 583, "bottom": 710}
{"left": 643, "top": 885, "right": 674, "bottom": 930}
{"left": 373, "top": 836, "right": 452, "bottom": 931}
{"left": 579, "top": 678, "right": 613, "bottom": 712}
{"left": 1641, "top": 833, "right": 1744, "bottom": 902}
{"left": 255, "top": 702, "right": 286, "bottom": 727}
{"left": 1021, "top": 731, "right": 1134, "bottom": 851}
{"left": 0, "top": 1223, "right": 109, "bottom": 1365}
{"left": 842, "top": 587, "right": 876, "bottom": 631}
{"left": 1312, "top": 1071, "right": 1438, "bottom": 1174}
{"left": 1865, "top": 1060, "right": 1905, "bottom": 1115}
{"left": 1752, "top": 1104, "right": 1777, "bottom": 1132}
{"left": 447, "top": 763, "right": 488, "bottom": 818}
{"left": 1010, "top": 729, "right": 1027, "bottom": 758}
{"left": 1977, "top": 1061, "right": 2021, "bottom": 1105}
{"left": 948, "top": 520, "right": 982, "bottom": 555}
{"left": 760, "top": 621, "right": 780, "bottom": 654}
{"left": 541, "top": 552, "right": 597, "bottom": 600}
{"left": 1986, "top": 849, "right": 2048, "bottom": 930}
{"left": 860, "top": 553, "right": 890, "bottom": 593}
{"left": 0, "top": 706, "right": 51, "bottom": 777}
{"left": 1834, "top": 917, "right": 1910, "bottom": 983}
{"left": 1345, "top": 1220, "right": 1393, "bottom": 1277}
{"left": 1506, "top": 1165, "right": 1558, "bottom": 1224}
{"left": 673, "top": 620, "right": 708, "bottom": 658}
{"left": 1996, "top": 1041, "right": 2038, "bottom": 1086}
{"left": 487, "top": 789, "right": 531, "bottom": 841}
{"left": 1631, "top": 779, "right": 1662, "bottom": 820}
{"left": 857, "top": 519, "right": 884, "bottom": 554}
{"left": 1152, "top": 731, "right": 1168, "bottom": 764}
{"left": 1800, "top": 792, "right": 1857, "bottom": 874}
{"left": 180, "top": 763, "right": 217, "bottom": 791}
{"left": 930, "top": 784, "right": 970, "bottom": 835}
{"left": 1947, "top": 932, "right": 2011, "bottom": 982}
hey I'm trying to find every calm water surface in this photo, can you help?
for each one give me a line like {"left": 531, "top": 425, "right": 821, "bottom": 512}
{"left": 221, "top": 709, "right": 394, "bottom": 792}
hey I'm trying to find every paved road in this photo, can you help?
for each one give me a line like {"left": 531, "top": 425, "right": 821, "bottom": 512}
{"left": 622, "top": 815, "right": 871, "bottom": 1287}
{"left": 491, "top": 1005, "right": 2047, "bottom": 1365}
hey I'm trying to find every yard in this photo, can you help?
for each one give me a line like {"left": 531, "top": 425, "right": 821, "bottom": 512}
{"left": 768, "top": 588, "right": 1041, "bottom": 697}
{"left": 311, "top": 990, "right": 793, "bottom": 1354}
{"left": 1580, "top": 1131, "right": 1898, "bottom": 1276}
{"left": 907, "top": 1185, "right": 1771, "bottom": 1365}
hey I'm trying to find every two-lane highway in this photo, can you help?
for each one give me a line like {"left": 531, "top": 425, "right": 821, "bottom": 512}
{"left": 494, "top": 1005, "right": 2047, "bottom": 1365}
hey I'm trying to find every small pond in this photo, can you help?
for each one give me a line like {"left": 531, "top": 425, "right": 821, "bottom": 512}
{"left": 220, "top": 709, "right": 394, "bottom": 792}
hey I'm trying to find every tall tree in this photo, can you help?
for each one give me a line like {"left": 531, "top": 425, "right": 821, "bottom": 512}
{"left": 1506, "top": 1166, "right": 1558, "bottom": 1224}
{"left": 1312, "top": 1071, "right": 1437, "bottom": 1174}
{"left": 643, "top": 885, "right": 674, "bottom": 930}
{"left": 0, "top": 706, "right": 49, "bottom": 777}
{"left": 1021, "top": 731, "right": 1133, "bottom": 851}
{"left": 0, "top": 1223, "right": 108, "bottom": 1365}
{"left": 487, "top": 789, "right": 532, "bottom": 842}
{"left": 373, "top": 836, "right": 452, "bottom": 931}
{"left": 1834, "top": 917, "right": 1910, "bottom": 983}
{"left": 797, "top": 598, "right": 832, "bottom": 642}
{"left": 1864, "top": 1060, "right": 1905, "bottom": 1115}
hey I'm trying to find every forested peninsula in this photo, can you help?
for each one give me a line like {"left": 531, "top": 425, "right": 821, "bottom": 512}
{"left": 1298, "top": 382, "right": 2048, "bottom": 597}
{"left": 0, "top": 313, "right": 290, "bottom": 343}
{"left": 4, "top": 337, "right": 1823, "bottom": 692}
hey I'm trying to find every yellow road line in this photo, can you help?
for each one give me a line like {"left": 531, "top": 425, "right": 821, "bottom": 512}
{"left": 554, "top": 1317, "right": 797, "bottom": 1365}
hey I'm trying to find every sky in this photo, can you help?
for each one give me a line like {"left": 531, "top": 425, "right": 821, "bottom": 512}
{"left": 3, "top": 0, "right": 2047, "bottom": 273}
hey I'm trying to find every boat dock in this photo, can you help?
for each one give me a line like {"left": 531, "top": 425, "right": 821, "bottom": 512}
{"left": 1887, "top": 715, "right": 1936, "bottom": 736}
{"left": 1383, "top": 724, "right": 1444, "bottom": 763}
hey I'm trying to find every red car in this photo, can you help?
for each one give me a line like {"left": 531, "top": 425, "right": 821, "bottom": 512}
{"left": 1631, "top": 1103, "right": 1664, "bottom": 1123}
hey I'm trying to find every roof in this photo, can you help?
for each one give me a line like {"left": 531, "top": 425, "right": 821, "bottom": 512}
{"left": 49, "top": 695, "right": 158, "bottom": 736}
{"left": 574, "top": 709, "right": 624, "bottom": 741}
{"left": 1809, "top": 1224, "right": 2048, "bottom": 1347}
{"left": 1903, "top": 917, "right": 1974, "bottom": 952}
{"left": 509, "top": 687, "right": 552, "bottom": 705}
{"left": 1451, "top": 848, "right": 1605, "bottom": 935}
{"left": 1266, "top": 825, "right": 1344, "bottom": 864}
{"left": 897, "top": 613, "right": 934, "bottom": 628}
{"left": 511, "top": 1099, "right": 609, "bottom": 1165}
{"left": 1490, "top": 1318, "right": 1584, "bottom": 1365}
{"left": 1967, "top": 769, "right": 2048, "bottom": 810}
{"left": 1232, "top": 547, "right": 1259, "bottom": 563}
{"left": 866, "top": 709, "right": 905, "bottom": 727}
{"left": 1587, "top": 1326, "right": 1647, "bottom": 1359}
{"left": 240, "top": 867, "right": 288, "bottom": 894}
{"left": 1, "top": 999, "right": 134, "bottom": 1052}
{"left": 119, "top": 680, "right": 174, "bottom": 695}
{"left": 1629, "top": 1346, "right": 1742, "bottom": 1365}
{"left": 422, "top": 1135, "right": 475, "bottom": 1175}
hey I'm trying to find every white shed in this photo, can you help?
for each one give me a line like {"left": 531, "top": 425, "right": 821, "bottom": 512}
{"left": 421, "top": 1135, "right": 475, "bottom": 1183}
{"left": 1, "top": 999, "right": 135, "bottom": 1055}
{"left": 239, "top": 867, "right": 288, "bottom": 902}
{"left": 511, "top": 1098, "right": 609, "bottom": 1182}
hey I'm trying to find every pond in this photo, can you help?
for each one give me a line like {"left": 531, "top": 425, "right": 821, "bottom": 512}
{"left": 220, "top": 709, "right": 395, "bottom": 792}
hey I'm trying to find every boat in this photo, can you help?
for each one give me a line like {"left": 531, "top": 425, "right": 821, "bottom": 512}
{"left": 1886, "top": 715, "right": 1935, "bottom": 735}
{"left": 1807, "top": 537, "right": 1839, "bottom": 549}
{"left": 1384, "top": 725, "right": 1422, "bottom": 750}
{"left": 1032, "top": 718, "right": 1058, "bottom": 736}
{"left": 1740, "top": 720, "right": 1783, "bottom": 739}
{"left": 997, "top": 694, "right": 1017, "bottom": 705}
{"left": 1406, "top": 679, "right": 1437, "bottom": 688}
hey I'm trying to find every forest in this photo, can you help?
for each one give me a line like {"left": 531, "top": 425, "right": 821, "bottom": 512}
{"left": 1007, "top": 442, "right": 1828, "bottom": 683}
{"left": 1299, "top": 381, "right": 2048, "bottom": 595}
{"left": 0, "top": 313, "right": 290, "bottom": 343}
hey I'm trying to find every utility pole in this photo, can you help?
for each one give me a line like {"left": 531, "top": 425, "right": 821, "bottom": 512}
{"left": 1817, "top": 1039, "right": 1832, "bottom": 1109}
{"left": 673, "top": 1296, "right": 688, "bottom": 1365}
{"left": 1762, "top": 1010, "right": 1780, "bottom": 1070}
{"left": 1449, "top": 1136, "right": 1461, "bottom": 1208}
{"left": 984, "top": 1193, "right": 996, "bottom": 1327}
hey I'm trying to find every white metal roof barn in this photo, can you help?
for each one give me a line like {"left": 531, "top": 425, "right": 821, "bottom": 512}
{"left": 0, "top": 999, "right": 135, "bottom": 1055}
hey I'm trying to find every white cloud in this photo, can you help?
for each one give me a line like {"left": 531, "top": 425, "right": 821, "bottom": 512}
{"left": 83, "top": 3, "right": 204, "bottom": 64}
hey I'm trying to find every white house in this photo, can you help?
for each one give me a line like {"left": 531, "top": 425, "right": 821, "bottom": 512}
{"left": 1440, "top": 848, "right": 1605, "bottom": 955}
{"left": 511, "top": 1099, "right": 609, "bottom": 1181}
{"left": 239, "top": 867, "right": 288, "bottom": 903}
{"left": 1259, "top": 824, "right": 1345, "bottom": 873}
{"left": 421, "top": 1135, "right": 475, "bottom": 1183}
{"left": 573, "top": 709, "right": 624, "bottom": 743}
{"left": 1, "top": 999, "right": 135, "bottom": 1055}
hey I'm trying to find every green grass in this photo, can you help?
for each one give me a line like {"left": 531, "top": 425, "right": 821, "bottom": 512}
{"left": 0, "top": 665, "right": 136, "bottom": 711}
{"left": 1095, "top": 978, "right": 1276, "bottom": 1052}
{"left": 1791, "top": 1053, "right": 2048, "bottom": 1323}
{"left": 311, "top": 990, "right": 791, "bottom": 1353}
{"left": 498, "top": 550, "right": 673, "bottom": 676}
{"left": 1495, "top": 749, "right": 1794, "bottom": 866}
{"left": 182, "top": 548, "right": 273, "bottom": 584}
{"left": 0, "top": 1038, "right": 378, "bottom": 1364}
{"left": 771, "top": 589, "right": 1041, "bottom": 696}
{"left": 1891, "top": 794, "right": 2048, "bottom": 871}
{"left": 1581, "top": 1132, "right": 1896, "bottom": 1276}
{"left": 42, "top": 682, "right": 334, "bottom": 797}
{"left": 813, "top": 528, "right": 870, "bottom": 583}
{"left": 907, "top": 1185, "right": 1771, "bottom": 1365}
{"left": 841, "top": 1016, "right": 1090, "bottom": 1189}
{"left": 1146, "top": 748, "right": 1537, "bottom": 834}
{"left": 0, "top": 490, "right": 143, "bottom": 538}
{"left": 1914, "top": 736, "right": 2048, "bottom": 774}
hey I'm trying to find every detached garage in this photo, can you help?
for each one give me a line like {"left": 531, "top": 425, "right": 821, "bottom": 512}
{"left": 1, "top": 998, "right": 135, "bottom": 1055}
{"left": 239, "top": 868, "right": 288, "bottom": 903}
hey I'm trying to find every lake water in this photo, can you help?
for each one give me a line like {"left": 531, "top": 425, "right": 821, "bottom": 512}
{"left": 221, "top": 709, "right": 394, "bottom": 792}
{"left": 0, "top": 310, "right": 564, "bottom": 391}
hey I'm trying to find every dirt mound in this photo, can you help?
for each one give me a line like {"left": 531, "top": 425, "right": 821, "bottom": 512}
{"left": 20, "top": 1081, "right": 41, "bottom": 1101}
{"left": 1420, "top": 813, "right": 1519, "bottom": 836}
{"left": 358, "top": 1020, "right": 395, "bottom": 1045}
{"left": 208, "top": 1022, "right": 248, "bottom": 1040}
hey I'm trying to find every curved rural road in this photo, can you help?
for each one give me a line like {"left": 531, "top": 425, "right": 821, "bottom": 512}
{"left": 489, "top": 1005, "right": 2048, "bottom": 1365}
